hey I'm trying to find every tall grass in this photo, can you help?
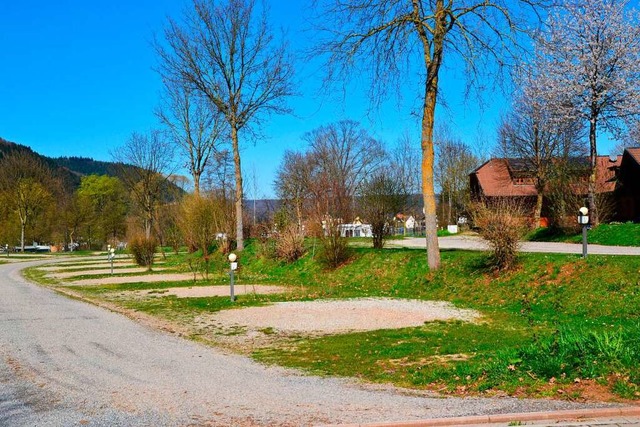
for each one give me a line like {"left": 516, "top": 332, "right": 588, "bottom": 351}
{"left": 517, "top": 327, "right": 639, "bottom": 378}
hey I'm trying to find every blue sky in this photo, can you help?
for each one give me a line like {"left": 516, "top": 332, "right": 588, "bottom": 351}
{"left": 0, "top": 1, "right": 619, "bottom": 198}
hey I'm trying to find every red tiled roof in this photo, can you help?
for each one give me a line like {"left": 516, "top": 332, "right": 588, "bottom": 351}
{"left": 472, "top": 155, "right": 621, "bottom": 197}
{"left": 472, "top": 158, "right": 537, "bottom": 197}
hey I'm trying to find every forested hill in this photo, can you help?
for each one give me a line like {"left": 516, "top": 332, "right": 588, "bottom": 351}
{"left": 0, "top": 137, "right": 119, "bottom": 188}
{"left": 0, "top": 137, "right": 185, "bottom": 199}
{"left": 54, "top": 156, "right": 115, "bottom": 177}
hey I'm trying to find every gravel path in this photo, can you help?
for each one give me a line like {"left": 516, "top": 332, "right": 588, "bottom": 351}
{"left": 0, "top": 260, "right": 617, "bottom": 426}
{"left": 40, "top": 261, "right": 137, "bottom": 271}
{"left": 392, "top": 235, "right": 640, "bottom": 255}
{"left": 135, "top": 284, "right": 288, "bottom": 298}
{"left": 49, "top": 267, "right": 165, "bottom": 279}
{"left": 209, "top": 298, "right": 479, "bottom": 334}
{"left": 69, "top": 273, "right": 195, "bottom": 286}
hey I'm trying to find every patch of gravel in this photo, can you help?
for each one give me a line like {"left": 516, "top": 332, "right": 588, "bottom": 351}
{"left": 208, "top": 298, "right": 480, "bottom": 334}
{"left": 49, "top": 267, "right": 166, "bottom": 279}
{"left": 134, "top": 284, "right": 288, "bottom": 298}
{"left": 40, "top": 261, "right": 137, "bottom": 271}
{"left": 70, "top": 273, "right": 195, "bottom": 286}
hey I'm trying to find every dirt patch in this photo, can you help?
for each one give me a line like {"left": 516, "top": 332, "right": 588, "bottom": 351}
{"left": 204, "top": 298, "right": 480, "bottom": 334}
{"left": 136, "top": 285, "right": 288, "bottom": 298}
{"left": 70, "top": 273, "right": 196, "bottom": 286}
{"left": 50, "top": 267, "right": 166, "bottom": 279}
{"left": 40, "top": 262, "right": 138, "bottom": 271}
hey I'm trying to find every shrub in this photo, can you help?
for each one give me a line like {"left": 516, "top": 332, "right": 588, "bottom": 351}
{"left": 179, "top": 194, "right": 232, "bottom": 256}
{"left": 274, "top": 224, "right": 306, "bottom": 262}
{"left": 318, "top": 218, "right": 351, "bottom": 269}
{"left": 128, "top": 235, "right": 157, "bottom": 269}
{"left": 471, "top": 198, "right": 528, "bottom": 271}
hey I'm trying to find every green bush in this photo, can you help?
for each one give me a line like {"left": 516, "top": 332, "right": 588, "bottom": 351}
{"left": 128, "top": 235, "right": 157, "bottom": 269}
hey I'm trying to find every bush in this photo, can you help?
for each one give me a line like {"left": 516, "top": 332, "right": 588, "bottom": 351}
{"left": 318, "top": 218, "right": 351, "bottom": 269}
{"left": 179, "top": 194, "right": 232, "bottom": 256}
{"left": 471, "top": 199, "right": 528, "bottom": 271}
{"left": 274, "top": 224, "right": 306, "bottom": 262}
{"left": 128, "top": 235, "right": 157, "bottom": 269}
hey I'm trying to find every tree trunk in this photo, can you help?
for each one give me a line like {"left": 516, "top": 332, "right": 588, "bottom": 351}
{"left": 421, "top": 85, "right": 441, "bottom": 270}
{"left": 296, "top": 200, "right": 302, "bottom": 232}
{"left": 145, "top": 208, "right": 152, "bottom": 240}
{"left": 588, "top": 118, "right": 598, "bottom": 226}
{"left": 534, "top": 192, "right": 543, "bottom": 227}
{"left": 193, "top": 171, "right": 201, "bottom": 197}
{"left": 415, "top": 0, "right": 444, "bottom": 270}
{"left": 20, "top": 221, "right": 25, "bottom": 252}
{"left": 231, "top": 125, "right": 244, "bottom": 251}
{"left": 448, "top": 188, "right": 453, "bottom": 225}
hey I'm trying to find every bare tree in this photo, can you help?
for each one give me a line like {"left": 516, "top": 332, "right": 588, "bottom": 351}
{"left": 314, "top": 0, "right": 548, "bottom": 269}
{"left": 391, "top": 131, "right": 422, "bottom": 197}
{"left": 498, "top": 67, "right": 583, "bottom": 225}
{"left": 157, "top": 0, "right": 295, "bottom": 251}
{"left": 0, "top": 152, "right": 57, "bottom": 251}
{"left": 156, "top": 78, "right": 225, "bottom": 196}
{"left": 616, "top": 119, "right": 640, "bottom": 155}
{"left": 435, "top": 133, "right": 479, "bottom": 227}
{"left": 306, "top": 120, "right": 386, "bottom": 221}
{"left": 536, "top": 0, "right": 640, "bottom": 225}
{"left": 275, "top": 150, "right": 313, "bottom": 230}
{"left": 113, "top": 131, "right": 174, "bottom": 239}
{"left": 359, "top": 167, "right": 408, "bottom": 249}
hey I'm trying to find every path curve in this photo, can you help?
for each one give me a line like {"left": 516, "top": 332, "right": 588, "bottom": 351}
{"left": 0, "top": 260, "right": 615, "bottom": 426}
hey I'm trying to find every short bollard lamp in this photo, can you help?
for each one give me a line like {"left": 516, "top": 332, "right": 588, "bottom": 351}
{"left": 228, "top": 253, "right": 238, "bottom": 302}
{"left": 577, "top": 207, "right": 589, "bottom": 258}
{"left": 107, "top": 245, "right": 116, "bottom": 275}
{"left": 5, "top": 244, "right": 8, "bottom": 258}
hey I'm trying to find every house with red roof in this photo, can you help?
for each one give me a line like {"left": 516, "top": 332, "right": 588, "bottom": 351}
{"left": 469, "top": 148, "right": 640, "bottom": 223}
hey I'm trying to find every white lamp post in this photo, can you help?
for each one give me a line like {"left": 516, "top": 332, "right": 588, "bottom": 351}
{"left": 107, "top": 244, "right": 116, "bottom": 275}
{"left": 577, "top": 207, "right": 589, "bottom": 258}
{"left": 228, "top": 253, "right": 238, "bottom": 302}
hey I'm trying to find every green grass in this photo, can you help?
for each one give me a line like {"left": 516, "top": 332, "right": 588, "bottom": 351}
{"left": 527, "top": 222, "right": 640, "bottom": 246}
{"left": 25, "top": 238, "right": 640, "bottom": 399}
{"left": 255, "top": 320, "right": 531, "bottom": 388}
{"left": 587, "top": 223, "right": 640, "bottom": 246}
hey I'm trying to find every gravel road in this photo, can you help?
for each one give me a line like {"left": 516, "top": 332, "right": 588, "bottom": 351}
{"left": 391, "top": 235, "right": 640, "bottom": 255}
{"left": 0, "top": 260, "right": 616, "bottom": 426}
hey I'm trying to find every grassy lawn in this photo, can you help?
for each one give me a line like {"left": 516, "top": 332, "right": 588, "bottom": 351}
{"left": 25, "top": 239, "right": 640, "bottom": 400}
{"left": 527, "top": 222, "right": 640, "bottom": 246}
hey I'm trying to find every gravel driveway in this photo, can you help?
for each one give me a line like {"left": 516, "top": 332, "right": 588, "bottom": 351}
{"left": 0, "top": 260, "right": 616, "bottom": 426}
